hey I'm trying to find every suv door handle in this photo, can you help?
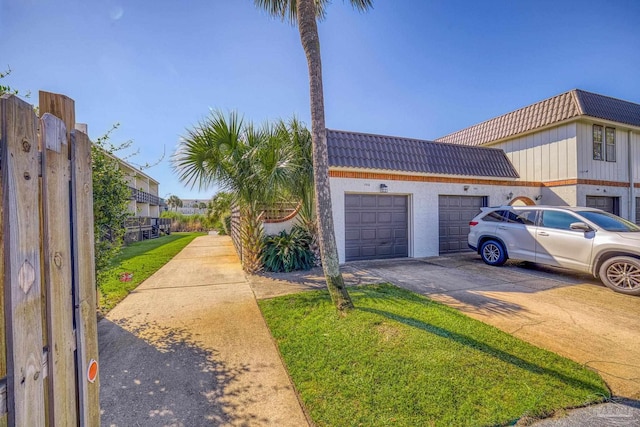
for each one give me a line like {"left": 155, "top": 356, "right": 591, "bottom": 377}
{"left": 498, "top": 226, "right": 507, "bottom": 230}
{"left": 538, "top": 232, "right": 549, "bottom": 236}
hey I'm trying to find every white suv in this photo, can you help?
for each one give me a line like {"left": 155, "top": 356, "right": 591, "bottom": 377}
{"left": 468, "top": 206, "right": 640, "bottom": 296}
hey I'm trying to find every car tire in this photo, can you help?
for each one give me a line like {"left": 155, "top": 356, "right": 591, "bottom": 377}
{"left": 480, "top": 240, "right": 507, "bottom": 266}
{"left": 598, "top": 256, "right": 640, "bottom": 296}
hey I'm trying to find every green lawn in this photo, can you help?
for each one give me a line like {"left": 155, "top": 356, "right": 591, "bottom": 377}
{"left": 98, "top": 232, "right": 205, "bottom": 312}
{"left": 259, "top": 284, "right": 608, "bottom": 427}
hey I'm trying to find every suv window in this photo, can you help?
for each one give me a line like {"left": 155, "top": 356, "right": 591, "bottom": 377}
{"left": 540, "top": 211, "right": 578, "bottom": 230}
{"left": 507, "top": 210, "right": 537, "bottom": 225}
{"left": 579, "top": 210, "right": 640, "bottom": 232}
{"left": 482, "top": 210, "right": 507, "bottom": 222}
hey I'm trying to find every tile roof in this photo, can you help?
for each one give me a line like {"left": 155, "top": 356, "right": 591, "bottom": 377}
{"left": 435, "top": 89, "right": 640, "bottom": 146}
{"left": 326, "top": 129, "right": 519, "bottom": 178}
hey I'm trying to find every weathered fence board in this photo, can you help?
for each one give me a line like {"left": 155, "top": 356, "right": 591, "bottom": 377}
{"left": 0, "top": 96, "right": 6, "bottom": 427}
{"left": 1, "top": 94, "right": 46, "bottom": 426}
{"left": 71, "top": 129, "right": 100, "bottom": 426}
{"left": 41, "top": 114, "right": 78, "bottom": 426}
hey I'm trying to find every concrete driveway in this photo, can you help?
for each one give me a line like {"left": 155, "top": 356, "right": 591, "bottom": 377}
{"left": 252, "top": 252, "right": 640, "bottom": 400}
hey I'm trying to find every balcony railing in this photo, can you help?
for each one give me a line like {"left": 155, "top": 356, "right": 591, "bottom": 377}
{"left": 128, "top": 186, "right": 160, "bottom": 206}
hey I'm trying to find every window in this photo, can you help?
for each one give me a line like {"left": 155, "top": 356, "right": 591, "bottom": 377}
{"left": 482, "top": 210, "right": 507, "bottom": 222}
{"left": 605, "top": 127, "right": 616, "bottom": 162}
{"left": 593, "top": 125, "right": 603, "bottom": 160}
{"left": 540, "top": 211, "right": 578, "bottom": 231}
{"left": 509, "top": 210, "right": 537, "bottom": 225}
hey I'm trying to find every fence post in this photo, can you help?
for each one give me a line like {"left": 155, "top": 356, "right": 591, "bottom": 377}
{"left": 1, "top": 94, "right": 47, "bottom": 426}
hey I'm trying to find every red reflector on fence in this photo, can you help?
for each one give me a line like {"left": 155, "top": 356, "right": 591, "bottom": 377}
{"left": 87, "top": 359, "right": 98, "bottom": 383}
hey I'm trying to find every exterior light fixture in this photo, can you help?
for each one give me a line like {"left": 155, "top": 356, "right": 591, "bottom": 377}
{"left": 380, "top": 184, "right": 388, "bottom": 193}
{"left": 535, "top": 195, "right": 542, "bottom": 201}
{"left": 463, "top": 185, "right": 470, "bottom": 191}
{"left": 506, "top": 192, "right": 513, "bottom": 200}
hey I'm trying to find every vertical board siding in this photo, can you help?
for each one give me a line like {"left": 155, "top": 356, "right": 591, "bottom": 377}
{"left": 70, "top": 130, "right": 100, "bottom": 426}
{"left": 1, "top": 95, "right": 46, "bottom": 427}
{"left": 41, "top": 114, "right": 78, "bottom": 427}
{"left": 498, "top": 123, "right": 577, "bottom": 183}
{"left": 577, "top": 122, "right": 629, "bottom": 182}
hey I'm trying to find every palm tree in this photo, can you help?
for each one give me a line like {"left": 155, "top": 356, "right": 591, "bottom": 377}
{"left": 167, "top": 195, "right": 183, "bottom": 211}
{"left": 173, "top": 111, "right": 304, "bottom": 273}
{"left": 255, "top": 0, "right": 373, "bottom": 311}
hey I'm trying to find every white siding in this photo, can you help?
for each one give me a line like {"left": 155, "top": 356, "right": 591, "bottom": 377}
{"left": 632, "top": 130, "right": 640, "bottom": 183}
{"left": 494, "top": 123, "right": 577, "bottom": 182}
{"left": 576, "top": 122, "right": 629, "bottom": 183}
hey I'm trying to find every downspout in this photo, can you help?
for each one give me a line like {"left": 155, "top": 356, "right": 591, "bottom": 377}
{"left": 629, "top": 130, "right": 634, "bottom": 221}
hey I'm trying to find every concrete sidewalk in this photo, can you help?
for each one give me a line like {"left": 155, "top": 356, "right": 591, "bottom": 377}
{"left": 99, "top": 234, "right": 309, "bottom": 426}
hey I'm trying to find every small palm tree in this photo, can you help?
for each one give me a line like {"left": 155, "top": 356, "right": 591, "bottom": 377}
{"left": 255, "top": 0, "right": 373, "bottom": 311}
{"left": 173, "top": 111, "right": 304, "bottom": 273}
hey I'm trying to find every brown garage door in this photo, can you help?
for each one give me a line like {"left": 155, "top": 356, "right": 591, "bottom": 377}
{"left": 586, "top": 196, "right": 619, "bottom": 215}
{"left": 439, "top": 195, "right": 487, "bottom": 254}
{"left": 345, "top": 194, "right": 408, "bottom": 261}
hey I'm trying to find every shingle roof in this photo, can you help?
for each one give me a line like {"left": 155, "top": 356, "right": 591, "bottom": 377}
{"left": 326, "top": 129, "right": 519, "bottom": 178}
{"left": 435, "top": 89, "right": 640, "bottom": 147}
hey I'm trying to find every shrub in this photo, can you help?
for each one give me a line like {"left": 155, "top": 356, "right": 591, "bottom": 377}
{"left": 160, "top": 211, "right": 213, "bottom": 232}
{"left": 262, "top": 226, "right": 316, "bottom": 272}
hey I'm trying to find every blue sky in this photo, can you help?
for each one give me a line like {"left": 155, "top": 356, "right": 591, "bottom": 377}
{"left": 2, "top": 0, "right": 639, "bottom": 200}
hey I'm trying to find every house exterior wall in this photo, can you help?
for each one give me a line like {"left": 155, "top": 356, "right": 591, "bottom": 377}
{"left": 484, "top": 120, "right": 640, "bottom": 222}
{"left": 576, "top": 121, "right": 630, "bottom": 183}
{"left": 330, "top": 174, "right": 539, "bottom": 263}
{"left": 492, "top": 123, "right": 577, "bottom": 182}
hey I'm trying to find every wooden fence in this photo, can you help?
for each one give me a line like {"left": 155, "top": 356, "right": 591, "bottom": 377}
{"left": 0, "top": 92, "right": 100, "bottom": 426}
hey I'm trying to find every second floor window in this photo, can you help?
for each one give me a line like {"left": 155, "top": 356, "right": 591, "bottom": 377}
{"left": 593, "top": 124, "right": 616, "bottom": 162}
{"left": 593, "top": 125, "right": 603, "bottom": 160}
{"left": 606, "top": 127, "right": 616, "bottom": 162}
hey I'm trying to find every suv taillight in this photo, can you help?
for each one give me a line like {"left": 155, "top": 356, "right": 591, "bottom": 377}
{"left": 469, "top": 221, "right": 478, "bottom": 227}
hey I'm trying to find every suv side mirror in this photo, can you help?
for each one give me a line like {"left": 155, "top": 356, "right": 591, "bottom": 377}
{"left": 570, "top": 222, "right": 593, "bottom": 232}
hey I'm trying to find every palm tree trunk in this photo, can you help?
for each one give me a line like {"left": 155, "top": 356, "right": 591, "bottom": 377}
{"left": 296, "top": 0, "right": 354, "bottom": 311}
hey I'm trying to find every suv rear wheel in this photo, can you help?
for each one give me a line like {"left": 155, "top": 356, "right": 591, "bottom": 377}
{"left": 480, "top": 240, "right": 507, "bottom": 266}
{"left": 598, "top": 256, "right": 640, "bottom": 296}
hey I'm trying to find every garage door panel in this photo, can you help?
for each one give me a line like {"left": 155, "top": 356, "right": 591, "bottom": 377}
{"left": 361, "top": 229, "right": 376, "bottom": 240}
{"left": 636, "top": 198, "right": 640, "bottom": 224}
{"left": 345, "top": 194, "right": 408, "bottom": 261}
{"left": 378, "top": 197, "right": 392, "bottom": 207}
{"left": 345, "top": 230, "right": 360, "bottom": 241}
{"left": 439, "top": 195, "right": 486, "bottom": 255}
{"left": 361, "top": 195, "right": 377, "bottom": 207}
{"left": 345, "top": 212, "right": 360, "bottom": 224}
{"left": 345, "top": 196, "right": 361, "bottom": 207}
{"left": 378, "top": 229, "right": 392, "bottom": 239}
{"left": 361, "top": 246, "right": 377, "bottom": 257}
{"left": 377, "top": 245, "right": 392, "bottom": 256}
{"left": 361, "top": 212, "right": 377, "bottom": 223}
{"left": 393, "top": 196, "right": 407, "bottom": 208}
{"left": 378, "top": 212, "right": 392, "bottom": 223}
{"left": 394, "top": 229, "right": 406, "bottom": 239}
